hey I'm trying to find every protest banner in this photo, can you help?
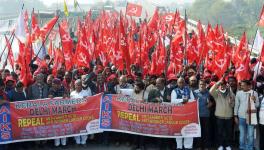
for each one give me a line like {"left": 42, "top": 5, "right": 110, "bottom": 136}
{"left": 0, "top": 94, "right": 102, "bottom": 144}
{"left": 100, "top": 94, "right": 201, "bottom": 138}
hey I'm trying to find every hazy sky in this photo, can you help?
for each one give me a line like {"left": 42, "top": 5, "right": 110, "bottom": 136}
{"left": 39, "top": 0, "right": 195, "bottom": 7}
{"left": 39, "top": 0, "right": 94, "bottom": 6}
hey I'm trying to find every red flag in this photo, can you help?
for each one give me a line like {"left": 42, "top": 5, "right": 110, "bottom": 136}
{"left": 24, "top": 10, "right": 30, "bottom": 37}
{"left": 235, "top": 56, "right": 251, "bottom": 82}
{"left": 162, "top": 13, "right": 175, "bottom": 25}
{"left": 31, "top": 11, "right": 40, "bottom": 41}
{"left": 149, "top": 52, "right": 157, "bottom": 75}
{"left": 119, "top": 13, "right": 131, "bottom": 73}
{"left": 126, "top": 2, "right": 142, "bottom": 17}
{"left": 40, "top": 16, "right": 58, "bottom": 39}
{"left": 204, "top": 54, "right": 214, "bottom": 72}
{"left": 148, "top": 8, "right": 159, "bottom": 31}
{"left": 233, "top": 32, "right": 249, "bottom": 67}
{"left": 58, "top": 22, "right": 73, "bottom": 71}
{"left": 110, "top": 27, "right": 124, "bottom": 70}
{"left": 167, "top": 62, "right": 176, "bottom": 76}
{"left": 48, "top": 40, "right": 53, "bottom": 56}
{"left": 212, "top": 54, "right": 230, "bottom": 78}
{"left": 48, "top": 30, "right": 57, "bottom": 41}
{"left": 261, "top": 42, "right": 264, "bottom": 63}
{"left": 187, "top": 34, "right": 199, "bottom": 64}
{"left": 156, "top": 37, "right": 166, "bottom": 75}
{"left": 17, "top": 42, "right": 25, "bottom": 67}
{"left": 75, "top": 21, "right": 92, "bottom": 68}
{"left": 258, "top": 5, "right": 264, "bottom": 27}
{"left": 197, "top": 21, "right": 208, "bottom": 61}
{"left": 52, "top": 48, "right": 64, "bottom": 76}
{"left": 18, "top": 42, "right": 33, "bottom": 87}
{"left": 146, "top": 30, "right": 158, "bottom": 51}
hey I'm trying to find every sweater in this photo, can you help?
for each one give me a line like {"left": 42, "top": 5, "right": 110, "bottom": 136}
{"left": 210, "top": 82, "right": 235, "bottom": 118}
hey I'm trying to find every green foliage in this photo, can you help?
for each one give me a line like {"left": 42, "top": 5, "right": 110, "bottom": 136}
{"left": 189, "top": 0, "right": 263, "bottom": 41}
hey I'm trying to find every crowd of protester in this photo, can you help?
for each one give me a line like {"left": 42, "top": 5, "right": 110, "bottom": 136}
{"left": 0, "top": 55, "right": 264, "bottom": 150}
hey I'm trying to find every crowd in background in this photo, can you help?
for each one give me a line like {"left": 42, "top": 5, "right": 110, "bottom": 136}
{"left": 0, "top": 55, "right": 264, "bottom": 150}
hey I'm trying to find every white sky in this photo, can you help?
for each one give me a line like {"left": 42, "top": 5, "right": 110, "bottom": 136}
{"left": 39, "top": 0, "right": 194, "bottom": 7}
{"left": 40, "top": 0, "right": 94, "bottom": 6}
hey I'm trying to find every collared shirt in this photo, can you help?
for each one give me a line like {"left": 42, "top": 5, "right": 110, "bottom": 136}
{"left": 160, "top": 88, "right": 165, "bottom": 97}
{"left": 70, "top": 89, "right": 92, "bottom": 98}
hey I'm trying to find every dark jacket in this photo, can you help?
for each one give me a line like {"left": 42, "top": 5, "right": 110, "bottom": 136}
{"left": 8, "top": 89, "right": 27, "bottom": 102}
{"left": 147, "top": 87, "right": 170, "bottom": 103}
{"left": 27, "top": 83, "right": 49, "bottom": 100}
{"left": 147, "top": 88, "right": 161, "bottom": 103}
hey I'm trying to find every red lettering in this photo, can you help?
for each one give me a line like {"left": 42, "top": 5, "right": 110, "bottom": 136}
{"left": 0, "top": 123, "right": 11, "bottom": 131}
{"left": 103, "top": 96, "right": 110, "bottom": 102}
{"left": 105, "top": 103, "right": 109, "bottom": 110}
{"left": 101, "top": 119, "right": 110, "bottom": 127}
{"left": 2, "top": 114, "right": 7, "bottom": 122}
{"left": 102, "top": 111, "right": 110, "bottom": 118}
{"left": 0, "top": 106, "right": 10, "bottom": 114}
{"left": 1, "top": 131, "right": 11, "bottom": 140}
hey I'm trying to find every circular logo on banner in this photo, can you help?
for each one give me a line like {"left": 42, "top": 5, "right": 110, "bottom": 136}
{"left": 181, "top": 123, "right": 201, "bottom": 137}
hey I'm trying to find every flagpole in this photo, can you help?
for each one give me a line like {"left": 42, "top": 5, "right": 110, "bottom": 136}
{"left": 125, "top": 2, "right": 128, "bottom": 17}
{"left": 2, "top": 34, "right": 15, "bottom": 71}
{"left": 0, "top": 31, "right": 15, "bottom": 62}
{"left": 139, "top": 28, "right": 142, "bottom": 70}
{"left": 144, "top": 27, "right": 148, "bottom": 75}
{"left": 183, "top": 9, "right": 188, "bottom": 66}
{"left": 30, "top": 8, "right": 34, "bottom": 64}
{"left": 164, "top": 36, "right": 169, "bottom": 80}
{"left": 196, "top": 23, "right": 205, "bottom": 73}
{"left": 197, "top": 44, "right": 205, "bottom": 73}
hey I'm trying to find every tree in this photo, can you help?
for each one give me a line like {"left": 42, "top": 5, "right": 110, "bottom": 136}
{"left": 189, "top": 0, "right": 263, "bottom": 41}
